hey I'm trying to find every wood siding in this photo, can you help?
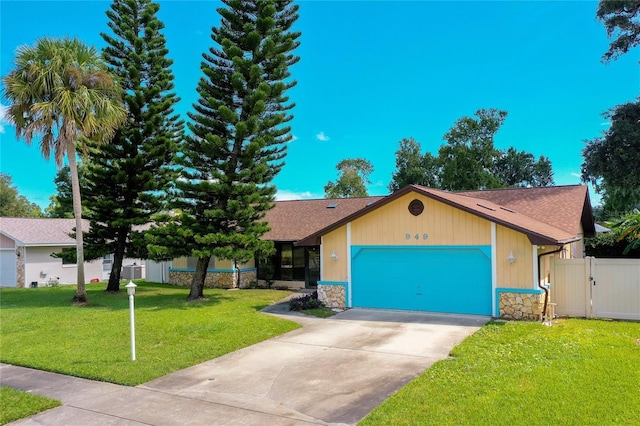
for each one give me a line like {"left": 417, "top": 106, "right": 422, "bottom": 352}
{"left": 350, "top": 193, "right": 490, "bottom": 246}
{"left": 496, "top": 224, "right": 534, "bottom": 289}
{"left": 173, "top": 256, "right": 187, "bottom": 268}
{"left": 322, "top": 227, "right": 347, "bottom": 282}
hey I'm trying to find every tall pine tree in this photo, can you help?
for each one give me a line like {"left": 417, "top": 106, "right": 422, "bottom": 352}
{"left": 83, "top": 0, "right": 183, "bottom": 292}
{"left": 147, "top": 0, "right": 300, "bottom": 300}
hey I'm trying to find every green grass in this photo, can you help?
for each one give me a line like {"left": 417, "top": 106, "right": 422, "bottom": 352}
{"left": 0, "top": 387, "right": 61, "bottom": 425}
{"left": 360, "top": 319, "right": 640, "bottom": 426}
{"left": 0, "top": 282, "right": 299, "bottom": 386}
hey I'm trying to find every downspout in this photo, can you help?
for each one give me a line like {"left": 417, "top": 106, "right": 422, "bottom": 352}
{"left": 235, "top": 261, "right": 241, "bottom": 289}
{"left": 537, "top": 246, "right": 564, "bottom": 321}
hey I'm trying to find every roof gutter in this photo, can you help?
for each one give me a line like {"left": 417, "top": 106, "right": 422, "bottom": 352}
{"left": 537, "top": 246, "right": 564, "bottom": 321}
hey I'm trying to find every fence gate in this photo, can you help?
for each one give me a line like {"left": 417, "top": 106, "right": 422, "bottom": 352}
{"left": 551, "top": 257, "right": 640, "bottom": 321}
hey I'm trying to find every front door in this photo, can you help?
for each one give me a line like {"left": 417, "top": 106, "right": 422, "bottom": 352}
{"left": 306, "top": 247, "right": 320, "bottom": 288}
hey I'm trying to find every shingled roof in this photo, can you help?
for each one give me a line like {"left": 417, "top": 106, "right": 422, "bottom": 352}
{"left": 293, "top": 185, "right": 595, "bottom": 247}
{"left": 458, "top": 185, "right": 595, "bottom": 238}
{"left": 262, "top": 196, "right": 384, "bottom": 241}
{"left": 0, "top": 217, "right": 86, "bottom": 246}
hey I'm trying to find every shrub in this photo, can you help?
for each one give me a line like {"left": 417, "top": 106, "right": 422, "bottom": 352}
{"left": 289, "top": 291, "right": 322, "bottom": 311}
{"left": 585, "top": 230, "right": 640, "bottom": 258}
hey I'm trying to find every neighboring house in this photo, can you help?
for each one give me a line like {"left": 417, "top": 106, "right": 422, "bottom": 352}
{"left": 0, "top": 217, "right": 144, "bottom": 288}
{"left": 165, "top": 184, "right": 595, "bottom": 320}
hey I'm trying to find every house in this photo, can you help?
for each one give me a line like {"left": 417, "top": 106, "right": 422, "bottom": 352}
{"left": 160, "top": 196, "right": 384, "bottom": 289}
{"left": 0, "top": 217, "right": 145, "bottom": 288}
{"left": 165, "top": 184, "right": 595, "bottom": 320}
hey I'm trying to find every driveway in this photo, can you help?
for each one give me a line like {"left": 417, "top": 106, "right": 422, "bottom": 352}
{"left": 3, "top": 307, "right": 488, "bottom": 425}
{"left": 140, "top": 307, "right": 488, "bottom": 425}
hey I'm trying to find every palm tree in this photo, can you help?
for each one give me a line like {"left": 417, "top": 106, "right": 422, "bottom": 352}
{"left": 2, "top": 37, "right": 126, "bottom": 304}
{"left": 611, "top": 209, "right": 640, "bottom": 255}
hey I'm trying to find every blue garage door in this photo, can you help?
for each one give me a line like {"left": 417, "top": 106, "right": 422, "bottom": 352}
{"left": 351, "top": 246, "right": 492, "bottom": 315}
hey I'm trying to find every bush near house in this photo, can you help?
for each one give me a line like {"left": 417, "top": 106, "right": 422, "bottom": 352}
{"left": 289, "top": 291, "right": 322, "bottom": 311}
{"left": 585, "top": 231, "right": 640, "bottom": 258}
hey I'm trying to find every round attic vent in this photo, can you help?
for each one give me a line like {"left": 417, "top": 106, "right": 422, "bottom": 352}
{"left": 408, "top": 199, "right": 424, "bottom": 216}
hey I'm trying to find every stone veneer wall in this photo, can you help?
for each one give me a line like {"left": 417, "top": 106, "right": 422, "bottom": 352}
{"left": 499, "top": 291, "right": 544, "bottom": 320}
{"left": 318, "top": 284, "right": 545, "bottom": 319}
{"left": 168, "top": 269, "right": 257, "bottom": 289}
{"left": 16, "top": 246, "right": 25, "bottom": 288}
{"left": 318, "top": 284, "right": 346, "bottom": 308}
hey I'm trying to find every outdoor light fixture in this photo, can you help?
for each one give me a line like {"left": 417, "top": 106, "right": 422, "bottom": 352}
{"left": 508, "top": 251, "right": 516, "bottom": 264}
{"left": 15, "top": 248, "right": 20, "bottom": 256}
{"left": 330, "top": 251, "right": 339, "bottom": 261}
{"left": 125, "top": 281, "right": 137, "bottom": 361}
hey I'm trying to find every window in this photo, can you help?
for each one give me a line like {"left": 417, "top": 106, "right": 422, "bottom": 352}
{"left": 103, "top": 254, "right": 113, "bottom": 271}
{"left": 257, "top": 243, "right": 312, "bottom": 282}
{"left": 62, "top": 248, "right": 76, "bottom": 265}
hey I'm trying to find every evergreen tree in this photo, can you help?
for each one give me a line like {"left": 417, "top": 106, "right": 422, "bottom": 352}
{"left": 147, "top": 0, "right": 300, "bottom": 300}
{"left": 45, "top": 165, "right": 87, "bottom": 218}
{"left": 324, "top": 158, "right": 374, "bottom": 198}
{"left": 83, "top": 0, "right": 183, "bottom": 292}
{"left": 582, "top": 100, "right": 640, "bottom": 217}
{"left": 388, "top": 109, "right": 555, "bottom": 192}
{"left": 0, "top": 173, "right": 43, "bottom": 217}
{"left": 597, "top": 0, "right": 640, "bottom": 62}
{"left": 388, "top": 138, "right": 439, "bottom": 192}
{"left": 438, "top": 109, "right": 506, "bottom": 191}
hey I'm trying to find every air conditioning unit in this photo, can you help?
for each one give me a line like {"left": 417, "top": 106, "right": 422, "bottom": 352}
{"left": 122, "top": 265, "right": 142, "bottom": 280}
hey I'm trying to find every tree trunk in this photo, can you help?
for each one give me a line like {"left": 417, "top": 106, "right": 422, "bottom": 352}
{"left": 68, "top": 141, "right": 87, "bottom": 304}
{"left": 106, "top": 231, "right": 127, "bottom": 292}
{"left": 187, "top": 256, "right": 210, "bottom": 301}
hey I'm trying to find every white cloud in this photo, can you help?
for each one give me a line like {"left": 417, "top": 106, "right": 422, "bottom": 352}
{"left": 0, "top": 103, "right": 9, "bottom": 134}
{"left": 275, "top": 189, "right": 316, "bottom": 201}
{"left": 316, "top": 131, "right": 329, "bottom": 142}
{"left": 290, "top": 134, "right": 298, "bottom": 141}
{"left": 570, "top": 172, "right": 581, "bottom": 179}
{"left": 600, "top": 121, "right": 611, "bottom": 127}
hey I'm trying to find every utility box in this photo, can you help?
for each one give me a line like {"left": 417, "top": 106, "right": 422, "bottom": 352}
{"left": 122, "top": 265, "right": 142, "bottom": 280}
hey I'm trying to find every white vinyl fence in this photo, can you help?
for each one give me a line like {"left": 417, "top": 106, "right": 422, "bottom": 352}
{"left": 550, "top": 257, "right": 640, "bottom": 321}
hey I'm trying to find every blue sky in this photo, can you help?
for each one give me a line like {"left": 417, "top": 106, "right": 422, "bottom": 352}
{"left": 0, "top": 1, "right": 637, "bottom": 208}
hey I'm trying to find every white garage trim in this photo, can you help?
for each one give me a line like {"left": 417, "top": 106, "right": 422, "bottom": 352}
{"left": 320, "top": 235, "right": 324, "bottom": 281}
{"left": 491, "top": 222, "right": 497, "bottom": 316}
{"left": 346, "top": 222, "right": 352, "bottom": 308}
{"left": 532, "top": 244, "right": 538, "bottom": 289}
{"left": 0, "top": 248, "right": 17, "bottom": 287}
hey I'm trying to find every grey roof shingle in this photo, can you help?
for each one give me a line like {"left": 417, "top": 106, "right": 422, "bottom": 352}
{"left": 0, "top": 217, "right": 85, "bottom": 245}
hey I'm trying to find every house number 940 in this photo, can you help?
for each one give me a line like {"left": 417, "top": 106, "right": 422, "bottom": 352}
{"left": 406, "top": 233, "right": 428, "bottom": 240}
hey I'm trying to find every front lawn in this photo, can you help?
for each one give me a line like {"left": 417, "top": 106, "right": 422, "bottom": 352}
{"left": 360, "top": 319, "right": 640, "bottom": 425}
{"left": 0, "top": 387, "right": 61, "bottom": 425}
{"left": 0, "top": 283, "right": 298, "bottom": 386}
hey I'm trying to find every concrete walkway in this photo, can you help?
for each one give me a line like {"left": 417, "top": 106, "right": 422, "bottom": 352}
{"left": 2, "top": 301, "right": 488, "bottom": 425}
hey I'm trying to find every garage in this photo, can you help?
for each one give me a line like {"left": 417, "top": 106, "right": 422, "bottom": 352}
{"left": 0, "top": 249, "right": 17, "bottom": 287}
{"left": 351, "top": 246, "right": 492, "bottom": 315}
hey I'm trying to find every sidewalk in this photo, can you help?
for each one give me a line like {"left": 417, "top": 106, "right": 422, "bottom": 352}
{"left": 0, "top": 363, "right": 327, "bottom": 425}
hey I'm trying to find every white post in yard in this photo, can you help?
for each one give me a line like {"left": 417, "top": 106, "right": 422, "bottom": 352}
{"left": 126, "top": 281, "right": 137, "bottom": 361}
